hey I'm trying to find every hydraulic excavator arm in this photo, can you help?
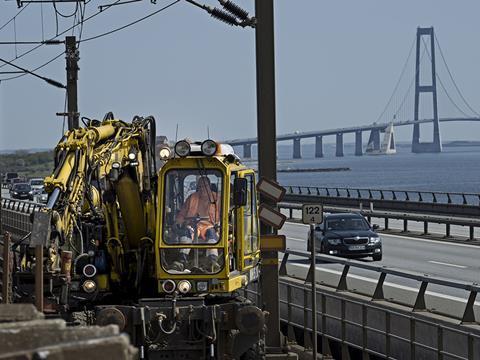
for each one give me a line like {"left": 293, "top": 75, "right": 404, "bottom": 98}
{"left": 20, "top": 113, "right": 159, "bottom": 309}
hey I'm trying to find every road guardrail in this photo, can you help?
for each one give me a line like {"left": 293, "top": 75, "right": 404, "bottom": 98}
{"left": 285, "top": 186, "right": 480, "bottom": 206}
{"left": 242, "top": 250, "right": 480, "bottom": 359}
{"left": 284, "top": 187, "right": 480, "bottom": 219}
{"left": 279, "top": 202, "right": 479, "bottom": 241}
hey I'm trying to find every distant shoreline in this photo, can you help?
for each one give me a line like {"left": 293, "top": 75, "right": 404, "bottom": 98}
{"left": 277, "top": 167, "right": 350, "bottom": 173}
{"left": 443, "top": 141, "right": 480, "bottom": 147}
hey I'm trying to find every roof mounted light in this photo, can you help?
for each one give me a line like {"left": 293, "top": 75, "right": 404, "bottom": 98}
{"left": 201, "top": 140, "right": 218, "bottom": 156}
{"left": 175, "top": 141, "right": 191, "bottom": 157}
{"left": 159, "top": 146, "right": 171, "bottom": 160}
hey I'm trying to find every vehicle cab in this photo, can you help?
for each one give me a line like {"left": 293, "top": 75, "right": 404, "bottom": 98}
{"left": 155, "top": 140, "right": 261, "bottom": 295}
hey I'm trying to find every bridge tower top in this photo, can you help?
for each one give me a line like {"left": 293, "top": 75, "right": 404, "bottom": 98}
{"left": 412, "top": 27, "right": 442, "bottom": 153}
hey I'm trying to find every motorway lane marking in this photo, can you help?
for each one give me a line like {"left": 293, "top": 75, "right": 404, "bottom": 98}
{"left": 285, "top": 237, "right": 305, "bottom": 243}
{"left": 285, "top": 222, "right": 480, "bottom": 249}
{"left": 428, "top": 260, "right": 467, "bottom": 269}
{"left": 290, "top": 262, "right": 480, "bottom": 305}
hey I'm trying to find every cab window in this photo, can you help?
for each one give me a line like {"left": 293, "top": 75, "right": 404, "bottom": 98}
{"left": 161, "top": 169, "right": 224, "bottom": 275}
{"left": 243, "top": 174, "right": 259, "bottom": 255}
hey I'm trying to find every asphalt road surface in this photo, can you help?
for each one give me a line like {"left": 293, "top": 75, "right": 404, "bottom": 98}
{"left": 280, "top": 222, "right": 480, "bottom": 304}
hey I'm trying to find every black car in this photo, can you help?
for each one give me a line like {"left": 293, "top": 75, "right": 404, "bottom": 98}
{"left": 9, "top": 183, "right": 33, "bottom": 201}
{"left": 307, "top": 213, "right": 382, "bottom": 261}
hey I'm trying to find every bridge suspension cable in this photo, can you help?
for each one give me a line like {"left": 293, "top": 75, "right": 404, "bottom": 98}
{"left": 374, "top": 36, "right": 415, "bottom": 124}
{"left": 434, "top": 34, "right": 479, "bottom": 117}
{"left": 420, "top": 37, "right": 473, "bottom": 119}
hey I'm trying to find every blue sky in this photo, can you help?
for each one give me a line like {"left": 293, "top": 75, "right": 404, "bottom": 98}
{"left": 1, "top": 0, "right": 479, "bottom": 150}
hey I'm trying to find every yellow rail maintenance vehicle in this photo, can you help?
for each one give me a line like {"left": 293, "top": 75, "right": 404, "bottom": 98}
{"left": 99, "top": 139, "right": 266, "bottom": 359}
{"left": 11, "top": 116, "right": 266, "bottom": 359}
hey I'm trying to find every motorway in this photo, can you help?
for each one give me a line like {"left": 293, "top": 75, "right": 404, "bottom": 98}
{"left": 280, "top": 221, "right": 480, "bottom": 316}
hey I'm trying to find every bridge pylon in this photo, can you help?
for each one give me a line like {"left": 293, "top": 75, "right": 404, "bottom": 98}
{"left": 412, "top": 27, "right": 442, "bottom": 153}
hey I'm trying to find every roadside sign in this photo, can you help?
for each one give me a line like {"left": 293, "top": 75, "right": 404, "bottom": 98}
{"left": 302, "top": 204, "right": 323, "bottom": 224}
{"left": 256, "top": 177, "right": 286, "bottom": 203}
{"left": 258, "top": 204, "right": 287, "bottom": 229}
{"left": 260, "top": 234, "right": 286, "bottom": 251}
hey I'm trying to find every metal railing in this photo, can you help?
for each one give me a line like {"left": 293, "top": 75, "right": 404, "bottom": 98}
{"left": 279, "top": 202, "right": 480, "bottom": 241}
{"left": 285, "top": 186, "right": 480, "bottom": 206}
{"left": 242, "top": 250, "right": 480, "bottom": 359}
{"left": 280, "top": 249, "right": 479, "bottom": 323}
{"left": 1, "top": 199, "right": 43, "bottom": 238}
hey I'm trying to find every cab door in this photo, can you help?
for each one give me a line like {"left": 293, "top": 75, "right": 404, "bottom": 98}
{"left": 236, "top": 170, "right": 260, "bottom": 273}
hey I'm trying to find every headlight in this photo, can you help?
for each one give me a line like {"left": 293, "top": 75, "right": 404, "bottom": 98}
{"left": 112, "top": 161, "right": 121, "bottom": 169}
{"left": 196, "top": 281, "right": 208, "bottom": 292}
{"left": 174, "top": 141, "right": 191, "bottom": 157}
{"left": 327, "top": 238, "right": 342, "bottom": 245}
{"left": 29, "top": 191, "right": 33, "bottom": 195}
{"left": 177, "top": 280, "right": 192, "bottom": 294}
{"left": 82, "top": 264, "right": 97, "bottom": 278}
{"left": 162, "top": 279, "right": 176, "bottom": 293}
{"left": 13, "top": 192, "right": 18, "bottom": 195}
{"left": 82, "top": 280, "right": 97, "bottom": 293}
{"left": 159, "top": 146, "right": 171, "bottom": 160}
{"left": 128, "top": 152, "right": 136, "bottom": 160}
{"left": 201, "top": 140, "right": 217, "bottom": 156}
{"left": 369, "top": 236, "right": 381, "bottom": 244}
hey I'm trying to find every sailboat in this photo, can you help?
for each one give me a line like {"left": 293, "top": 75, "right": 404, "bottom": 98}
{"left": 365, "top": 122, "right": 396, "bottom": 155}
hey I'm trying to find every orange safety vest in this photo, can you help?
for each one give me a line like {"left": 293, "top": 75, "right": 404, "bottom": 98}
{"left": 177, "top": 192, "right": 221, "bottom": 239}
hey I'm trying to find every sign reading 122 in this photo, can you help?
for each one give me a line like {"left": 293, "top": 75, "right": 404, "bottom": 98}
{"left": 302, "top": 204, "right": 323, "bottom": 224}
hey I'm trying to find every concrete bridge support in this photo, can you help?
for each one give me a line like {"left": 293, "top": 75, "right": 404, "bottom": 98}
{"left": 335, "top": 133, "right": 344, "bottom": 157}
{"left": 315, "top": 136, "right": 323, "bottom": 158}
{"left": 355, "top": 131, "right": 363, "bottom": 156}
{"left": 243, "top": 144, "right": 252, "bottom": 159}
{"left": 368, "top": 129, "right": 381, "bottom": 151}
{"left": 293, "top": 138, "right": 301, "bottom": 159}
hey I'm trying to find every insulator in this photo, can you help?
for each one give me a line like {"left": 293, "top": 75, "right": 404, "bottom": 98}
{"left": 210, "top": 7, "right": 239, "bottom": 26}
{"left": 219, "top": 0, "right": 249, "bottom": 20}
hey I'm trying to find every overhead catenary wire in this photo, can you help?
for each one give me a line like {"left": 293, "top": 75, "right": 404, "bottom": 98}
{"left": 0, "top": 55, "right": 65, "bottom": 87}
{"left": 0, "top": 50, "right": 65, "bottom": 82}
{"left": 0, "top": 3, "right": 31, "bottom": 33}
{"left": 79, "top": 0, "right": 180, "bottom": 43}
{"left": 0, "top": 0, "right": 122, "bottom": 71}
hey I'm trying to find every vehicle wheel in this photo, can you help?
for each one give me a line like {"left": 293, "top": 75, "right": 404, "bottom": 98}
{"left": 372, "top": 253, "right": 382, "bottom": 261}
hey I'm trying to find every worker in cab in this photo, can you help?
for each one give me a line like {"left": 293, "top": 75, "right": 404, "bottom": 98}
{"left": 174, "top": 176, "right": 221, "bottom": 270}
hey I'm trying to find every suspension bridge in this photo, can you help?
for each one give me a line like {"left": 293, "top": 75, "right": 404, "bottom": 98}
{"left": 226, "top": 27, "right": 480, "bottom": 158}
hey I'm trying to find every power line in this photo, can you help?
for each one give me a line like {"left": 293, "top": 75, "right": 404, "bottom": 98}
{"left": 79, "top": 0, "right": 181, "bottom": 43}
{"left": 0, "top": 51, "right": 65, "bottom": 81}
{"left": 0, "top": 0, "right": 121, "bottom": 70}
{"left": 0, "top": 55, "right": 65, "bottom": 88}
{"left": 0, "top": 3, "right": 31, "bottom": 33}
